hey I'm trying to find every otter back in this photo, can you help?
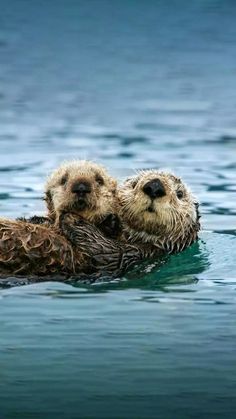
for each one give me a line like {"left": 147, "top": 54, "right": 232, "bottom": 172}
{"left": 0, "top": 219, "right": 86, "bottom": 276}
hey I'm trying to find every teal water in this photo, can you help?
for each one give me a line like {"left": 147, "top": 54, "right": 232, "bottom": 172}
{"left": 1, "top": 0, "right": 236, "bottom": 418}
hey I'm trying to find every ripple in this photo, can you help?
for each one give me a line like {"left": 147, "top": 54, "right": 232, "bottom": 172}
{"left": 0, "top": 193, "right": 11, "bottom": 200}
{"left": 0, "top": 162, "right": 41, "bottom": 172}
{"left": 93, "top": 133, "right": 150, "bottom": 146}
{"left": 219, "top": 135, "right": 236, "bottom": 143}
{"left": 118, "top": 151, "right": 134, "bottom": 158}
{"left": 135, "top": 122, "right": 188, "bottom": 132}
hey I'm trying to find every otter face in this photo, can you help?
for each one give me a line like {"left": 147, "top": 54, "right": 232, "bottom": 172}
{"left": 119, "top": 170, "right": 200, "bottom": 252}
{"left": 45, "top": 161, "right": 117, "bottom": 224}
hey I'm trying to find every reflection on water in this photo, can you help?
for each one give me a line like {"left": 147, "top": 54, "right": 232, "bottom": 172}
{"left": 1, "top": 0, "right": 236, "bottom": 418}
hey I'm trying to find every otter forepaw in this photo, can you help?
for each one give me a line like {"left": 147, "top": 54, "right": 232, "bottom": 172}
{"left": 98, "top": 214, "right": 122, "bottom": 239}
{"left": 59, "top": 215, "right": 146, "bottom": 275}
{"left": 17, "top": 215, "right": 51, "bottom": 225}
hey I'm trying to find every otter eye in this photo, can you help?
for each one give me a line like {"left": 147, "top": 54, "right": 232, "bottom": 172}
{"left": 176, "top": 190, "right": 184, "bottom": 199}
{"left": 61, "top": 174, "right": 68, "bottom": 186}
{"left": 95, "top": 174, "right": 104, "bottom": 186}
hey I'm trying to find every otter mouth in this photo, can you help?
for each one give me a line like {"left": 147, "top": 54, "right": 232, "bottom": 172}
{"left": 72, "top": 197, "right": 90, "bottom": 212}
{"left": 76, "top": 199, "right": 88, "bottom": 211}
{"left": 147, "top": 202, "right": 156, "bottom": 213}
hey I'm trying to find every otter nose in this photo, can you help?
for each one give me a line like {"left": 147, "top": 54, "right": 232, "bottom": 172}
{"left": 143, "top": 179, "right": 166, "bottom": 199}
{"left": 71, "top": 182, "right": 91, "bottom": 196}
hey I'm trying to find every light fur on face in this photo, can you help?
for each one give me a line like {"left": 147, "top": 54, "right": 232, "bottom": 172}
{"left": 118, "top": 170, "right": 200, "bottom": 253}
{"left": 45, "top": 160, "right": 117, "bottom": 225}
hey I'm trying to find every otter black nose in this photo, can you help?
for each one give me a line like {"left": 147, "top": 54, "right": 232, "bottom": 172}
{"left": 143, "top": 179, "right": 166, "bottom": 199}
{"left": 71, "top": 182, "right": 91, "bottom": 195}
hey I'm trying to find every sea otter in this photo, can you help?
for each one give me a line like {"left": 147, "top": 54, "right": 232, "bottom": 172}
{"left": 20, "top": 160, "right": 120, "bottom": 238}
{"left": 59, "top": 170, "right": 201, "bottom": 274}
{"left": 0, "top": 161, "right": 120, "bottom": 276}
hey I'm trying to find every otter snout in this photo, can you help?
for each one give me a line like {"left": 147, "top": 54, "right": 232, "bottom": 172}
{"left": 143, "top": 179, "right": 166, "bottom": 199}
{"left": 71, "top": 181, "right": 91, "bottom": 197}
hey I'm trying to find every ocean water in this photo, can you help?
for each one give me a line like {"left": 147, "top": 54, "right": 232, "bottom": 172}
{"left": 0, "top": 0, "right": 236, "bottom": 418}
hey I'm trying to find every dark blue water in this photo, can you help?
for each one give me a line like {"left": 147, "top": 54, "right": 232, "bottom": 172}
{"left": 1, "top": 1, "right": 236, "bottom": 418}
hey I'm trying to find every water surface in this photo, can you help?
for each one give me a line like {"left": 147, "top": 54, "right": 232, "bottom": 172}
{"left": 0, "top": 1, "right": 236, "bottom": 418}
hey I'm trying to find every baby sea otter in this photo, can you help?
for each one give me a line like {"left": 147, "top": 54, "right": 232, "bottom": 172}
{"left": 22, "top": 160, "right": 120, "bottom": 238}
{"left": 45, "top": 160, "right": 118, "bottom": 229}
{"left": 0, "top": 161, "right": 119, "bottom": 276}
{"left": 60, "top": 170, "right": 201, "bottom": 274}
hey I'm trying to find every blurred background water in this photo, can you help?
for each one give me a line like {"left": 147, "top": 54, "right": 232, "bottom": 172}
{"left": 0, "top": 0, "right": 236, "bottom": 418}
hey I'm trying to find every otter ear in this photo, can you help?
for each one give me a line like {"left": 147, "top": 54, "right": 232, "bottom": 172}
{"left": 124, "top": 175, "right": 137, "bottom": 184}
{"left": 124, "top": 176, "right": 139, "bottom": 188}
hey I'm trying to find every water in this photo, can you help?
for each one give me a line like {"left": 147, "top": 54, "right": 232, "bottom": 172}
{"left": 0, "top": 0, "right": 236, "bottom": 417}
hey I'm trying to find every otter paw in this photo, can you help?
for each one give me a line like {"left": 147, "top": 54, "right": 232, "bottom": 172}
{"left": 17, "top": 215, "right": 50, "bottom": 225}
{"left": 99, "top": 214, "right": 122, "bottom": 239}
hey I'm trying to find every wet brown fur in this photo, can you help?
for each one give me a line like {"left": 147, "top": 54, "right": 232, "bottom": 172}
{"left": 0, "top": 218, "right": 85, "bottom": 276}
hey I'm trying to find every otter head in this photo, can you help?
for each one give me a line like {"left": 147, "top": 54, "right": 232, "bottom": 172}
{"left": 118, "top": 170, "right": 200, "bottom": 253}
{"left": 45, "top": 160, "right": 117, "bottom": 225}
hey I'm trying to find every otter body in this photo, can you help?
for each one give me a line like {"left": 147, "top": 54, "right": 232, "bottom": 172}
{"left": 0, "top": 167, "right": 200, "bottom": 280}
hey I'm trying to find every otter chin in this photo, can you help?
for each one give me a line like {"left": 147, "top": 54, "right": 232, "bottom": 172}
{"left": 118, "top": 170, "right": 200, "bottom": 253}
